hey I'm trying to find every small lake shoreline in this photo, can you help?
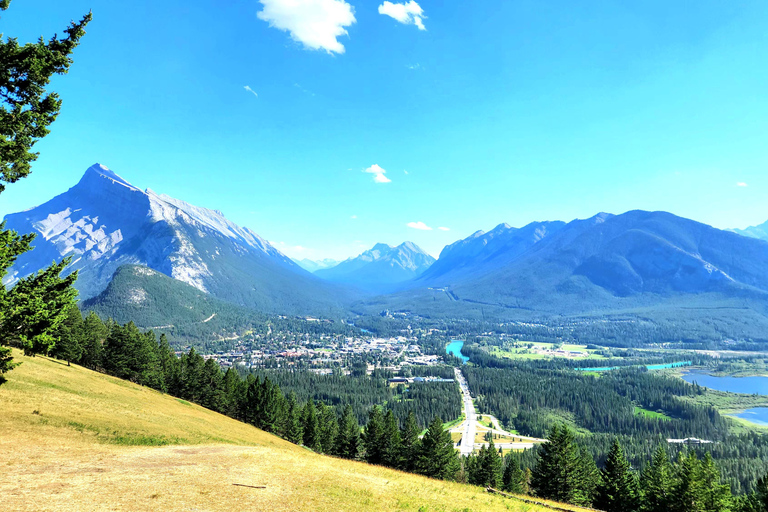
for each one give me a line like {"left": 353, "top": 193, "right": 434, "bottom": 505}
{"left": 445, "top": 340, "right": 469, "bottom": 364}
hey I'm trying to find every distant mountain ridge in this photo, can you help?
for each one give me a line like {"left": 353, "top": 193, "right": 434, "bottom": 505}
{"left": 294, "top": 258, "right": 339, "bottom": 273}
{"left": 451, "top": 211, "right": 768, "bottom": 303}
{"left": 732, "top": 220, "right": 768, "bottom": 241}
{"left": 3, "top": 164, "right": 352, "bottom": 315}
{"left": 364, "top": 211, "right": 768, "bottom": 329}
{"left": 315, "top": 241, "right": 435, "bottom": 293}
{"left": 416, "top": 220, "right": 566, "bottom": 284}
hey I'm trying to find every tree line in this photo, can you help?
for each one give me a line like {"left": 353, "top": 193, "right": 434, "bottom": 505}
{"left": 458, "top": 350, "right": 768, "bottom": 493}
{"left": 508, "top": 425, "right": 768, "bottom": 512}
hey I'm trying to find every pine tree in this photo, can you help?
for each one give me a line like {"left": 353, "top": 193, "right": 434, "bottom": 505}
{"left": 473, "top": 437, "right": 503, "bottom": 488}
{"left": 0, "top": 2, "right": 91, "bottom": 188}
{"left": 302, "top": 401, "right": 321, "bottom": 451}
{"left": 135, "top": 330, "right": 163, "bottom": 390}
{"left": 336, "top": 404, "right": 361, "bottom": 459}
{"left": 400, "top": 410, "right": 421, "bottom": 471}
{"left": 2, "top": 257, "right": 78, "bottom": 356}
{"left": 286, "top": 392, "right": 304, "bottom": 445}
{"left": 363, "top": 405, "right": 386, "bottom": 465}
{"left": 181, "top": 348, "right": 205, "bottom": 403}
{"left": 414, "top": 416, "right": 460, "bottom": 481}
{"left": 575, "top": 449, "right": 601, "bottom": 507}
{"left": 672, "top": 452, "right": 707, "bottom": 512}
{"left": 51, "top": 304, "right": 83, "bottom": 366}
{"left": 221, "top": 368, "right": 243, "bottom": 418}
{"left": 255, "top": 376, "right": 282, "bottom": 433}
{"left": 523, "top": 468, "right": 532, "bottom": 495}
{"left": 503, "top": 456, "right": 526, "bottom": 494}
{"left": 597, "top": 439, "right": 639, "bottom": 512}
{"left": 318, "top": 403, "right": 339, "bottom": 454}
{"left": 465, "top": 449, "right": 482, "bottom": 485}
{"left": 0, "top": 345, "right": 18, "bottom": 384}
{"left": 642, "top": 445, "right": 674, "bottom": 512}
{"left": 0, "top": 226, "right": 32, "bottom": 381}
{"left": 199, "top": 358, "right": 224, "bottom": 412}
{"left": 757, "top": 474, "right": 768, "bottom": 512}
{"left": 700, "top": 453, "right": 732, "bottom": 512}
{"left": 382, "top": 409, "right": 403, "bottom": 468}
{"left": 532, "top": 424, "right": 592, "bottom": 505}
{"left": 156, "top": 334, "right": 178, "bottom": 394}
{"left": 79, "top": 311, "right": 107, "bottom": 370}
{"left": 0, "top": 3, "right": 91, "bottom": 381}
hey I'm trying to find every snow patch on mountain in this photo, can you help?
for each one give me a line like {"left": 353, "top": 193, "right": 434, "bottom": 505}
{"left": 2, "top": 163, "right": 288, "bottom": 298}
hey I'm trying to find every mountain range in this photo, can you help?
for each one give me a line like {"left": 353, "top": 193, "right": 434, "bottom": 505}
{"left": 2, "top": 164, "right": 351, "bottom": 316}
{"left": 314, "top": 242, "right": 435, "bottom": 293}
{"left": 5, "top": 164, "right": 768, "bottom": 342}
{"left": 365, "top": 211, "right": 768, "bottom": 331}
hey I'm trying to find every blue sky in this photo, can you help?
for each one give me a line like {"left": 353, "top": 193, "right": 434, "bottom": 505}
{"left": 2, "top": 0, "right": 767, "bottom": 260}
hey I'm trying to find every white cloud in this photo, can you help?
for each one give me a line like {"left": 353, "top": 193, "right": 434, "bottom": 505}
{"left": 363, "top": 164, "right": 391, "bottom": 183}
{"left": 257, "top": 0, "right": 356, "bottom": 54}
{"left": 244, "top": 85, "right": 258, "bottom": 98}
{"left": 438, "top": 226, "right": 450, "bottom": 231}
{"left": 737, "top": 182, "right": 749, "bottom": 187}
{"left": 272, "top": 241, "right": 309, "bottom": 259}
{"left": 378, "top": 1, "right": 426, "bottom": 30}
{"left": 403, "top": 170, "right": 409, "bottom": 175}
{"left": 407, "top": 221, "right": 432, "bottom": 231}
{"left": 351, "top": 215, "right": 357, "bottom": 219}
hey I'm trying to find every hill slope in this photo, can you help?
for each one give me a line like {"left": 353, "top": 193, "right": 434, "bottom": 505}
{"left": 315, "top": 242, "right": 435, "bottom": 293}
{"left": 0, "top": 349, "right": 562, "bottom": 512}
{"left": 81, "top": 264, "right": 264, "bottom": 343}
{"left": 2, "top": 163, "right": 353, "bottom": 316}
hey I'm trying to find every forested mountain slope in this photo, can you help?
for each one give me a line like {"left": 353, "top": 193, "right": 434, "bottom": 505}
{"left": 81, "top": 264, "right": 264, "bottom": 343}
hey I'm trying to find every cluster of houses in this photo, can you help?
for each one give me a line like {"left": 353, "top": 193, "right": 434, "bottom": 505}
{"left": 388, "top": 376, "right": 455, "bottom": 384}
{"left": 666, "top": 437, "right": 714, "bottom": 444}
{"left": 196, "top": 333, "right": 447, "bottom": 372}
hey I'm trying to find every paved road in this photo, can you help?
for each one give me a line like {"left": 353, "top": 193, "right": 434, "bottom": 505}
{"left": 454, "top": 367, "right": 477, "bottom": 457}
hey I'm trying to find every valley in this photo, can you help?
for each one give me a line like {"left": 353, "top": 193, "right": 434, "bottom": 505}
{"left": 4, "top": 4, "right": 768, "bottom": 511}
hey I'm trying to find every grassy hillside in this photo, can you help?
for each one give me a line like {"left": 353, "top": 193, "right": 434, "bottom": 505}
{"left": 0, "top": 349, "right": 576, "bottom": 512}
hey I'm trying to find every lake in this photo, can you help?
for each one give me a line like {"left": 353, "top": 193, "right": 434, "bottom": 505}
{"left": 731, "top": 408, "right": 768, "bottom": 426}
{"left": 577, "top": 361, "right": 692, "bottom": 372}
{"left": 680, "top": 372, "right": 768, "bottom": 395}
{"left": 446, "top": 340, "right": 469, "bottom": 364}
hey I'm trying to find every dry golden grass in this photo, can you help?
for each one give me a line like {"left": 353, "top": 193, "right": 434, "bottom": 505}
{"left": 0, "top": 350, "right": 585, "bottom": 512}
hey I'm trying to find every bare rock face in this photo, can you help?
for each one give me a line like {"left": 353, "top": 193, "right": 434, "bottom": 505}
{"left": 3, "top": 164, "right": 347, "bottom": 314}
